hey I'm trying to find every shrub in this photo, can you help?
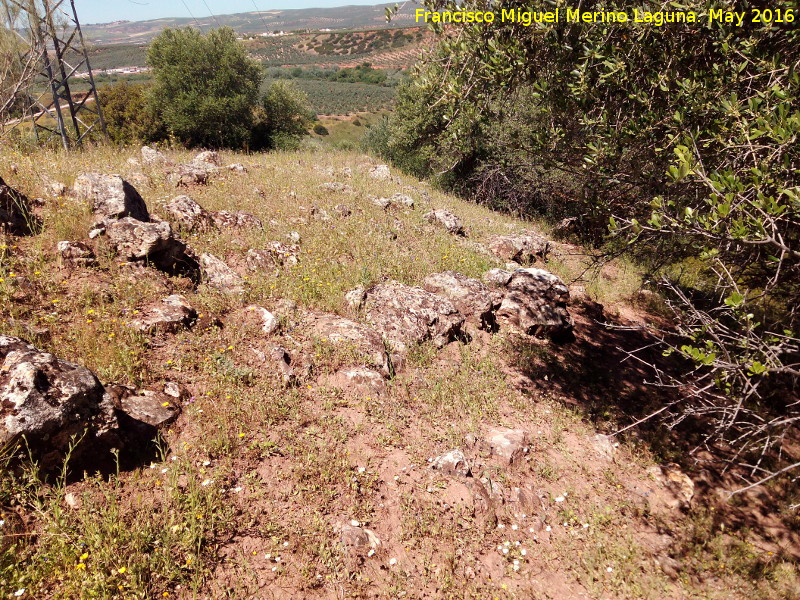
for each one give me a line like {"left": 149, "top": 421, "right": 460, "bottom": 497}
{"left": 98, "top": 82, "right": 163, "bottom": 145}
{"left": 312, "top": 123, "right": 329, "bottom": 136}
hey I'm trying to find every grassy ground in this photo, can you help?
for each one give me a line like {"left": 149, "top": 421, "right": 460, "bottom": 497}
{"left": 0, "top": 145, "right": 798, "bottom": 599}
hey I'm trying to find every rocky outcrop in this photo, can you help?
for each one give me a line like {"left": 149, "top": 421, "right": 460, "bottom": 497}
{"left": 307, "top": 313, "right": 392, "bottom": 375}
{"left": 324, "top": 367, "right": 387, "bottom": 397}
{"left": 211, "top": 210, "right": 263, "bottom": 230}
{"left": 192, "top": 150, "right": 221, "bottom": 169}
{"left": 0, "top": 176, "right": 39, "bottom": 235}
{"left": 367, "top": 164, "right": 391, "bottom": 181}
{"left": 105, "top": 217, "right": 199, "bottom": 279}
{"left": 164, "top": 195, "right": 215, "bottom": 231}
{"left": 487, "top": 231, "right": 549, "bottom": 263}
{"left": 141, "top": 146, "right": 167, "bottom": 165}
{"left": 483, "top": 268, "right": 513, "bottom": 287}
{"left": 56, "top": 241, "right": 97, "bottom": 267}
{"left": 424, "top": 209, "right": 464, "bottom": 235}
{"left": 73, "top": 173, "right": 149, "bottom": 223}
{"left": 129, "top": 295, "right": 197, "bottom": 334}
{"left": 373, "top": 193, "right": 414, "bottom": 210}
{"left": 495, "top": 268, "right": 573, "bottom": 337}
{"left": 199, "top": 253, "right": 244, "bottom": 294}
{"left": 422, "top": 271, "right": 500, "bottom": 331}
{"left": 167, "top": 164, "right": 209, "bottom": 187}
{"left": 0, "top": 336, "right": 120, "bottom": 469}
{"left": 351, "top": 282, "right": 465, "bottom": 353}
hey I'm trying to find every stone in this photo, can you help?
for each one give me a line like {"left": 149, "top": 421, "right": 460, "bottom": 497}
{"left": 245, "top": 249, "right": 276, "bottom": 271}
{"left": 358, "top": 282, "right": 465, "bottom": 353}
{"left": 368, "top": 164, "right": 391, "bottom": 180}
{"left": 118, "top": 390, "right": 181, "bottom": 429}
{"left": 211, "top": 210, "right": 263, "bottom": 230}
{"left": 487, "top": 232, "right": 550, "bottom": 263}
{"left": 424, "top": 209, "right": 464, "bottom": 235}
{"left": 264, "top": 241, "right": 300, "bottom": 266}
{"left": 496, "top": 268, "right": 573, "bottom": 337}
{"left": 325, "top": 367, "right": 387, "bottom": 397}
{"left": 344, "top": 287, "right": 366, "bottom": 310}
{"left": 168, "top": 164, "right": 209, "bottom": 187}
{"left": 241, "top": 306, "right": 279, "bottom": 334}
{"left": 391, "top": 193, "right": 415, "bottom": 208}
{"left": 593, "top": 434, "right": 619, "bottom": 460}
{"left": 0, "top": 336, "right": 119, "bottom": 470}
{"left": 192, "top": 150, "right": 222, "bottom": 168}
{"left": 319, "top": 182, "right": 353, "bottom": 193}
{"left": 431, "top": 449, "right": 471, "bottom": 477}
{"left": 268, "top": 345, "right": 297, "bottom": 385}
{"left": 553, "top": 216, "right": 579, "bottom": 239}
{"left": 423, "top": 271, "right": 499, "bottom": 331}
{"left": 56, "top": 241, "right": 97, "bottom": 267}
{"left": 308, "top": 313, "right": 392, "bottom": 375}
{"left": 141, "top": 146, "right": 167, "bottom": 165}
{"left": 485, "top": 428, "right": 529, "bottom": 464}
{"left": 73, "top": 173, "right": 149, "bottom": 223}
{"left": 287, "top": 231, "right": 301, "bottom": 244}
{"left": 371, "top": 197, "right": 391, "bottom": 209}
{"left": 334, "top": 204, "right": 352, "bottom": 217}
{"left": 310, "top": 205, "right": 331, "bottom": 221}
{"left": 647, "top": 464, "right": 695, "bottom": 508}
{"left": 340, "top": 524, "right": 380, "bottom": 550}
{"left": 45, "top": 180, "right": 67, "bottom": 197}
{"left": 226, "top": 163, "right": 247, "bottom": 173}
{"left": 483, "top": 268, "right": 513, "bottom": 287}
{"left": 199, "top": 253, "right": 244, "bottom": 294}
{"left": 164, "top": 195, "right": 214, "bottom": 231}
{"left": 105, "top": 217, "right": 199, "bottom": 279}
{"left": 129, "top": 295, "right": 197, "bottom": 334}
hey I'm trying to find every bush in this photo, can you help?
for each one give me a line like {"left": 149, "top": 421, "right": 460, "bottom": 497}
{"left": 312, "top": 123, "right": 329, "bottom": 136}
{"left": 98, "top": 82, "right": 162, "bottom": 145}
{"left": 146, "top": 27, "right": 261, "bottom": 148}
{"left": 252, "top": 81, "right": 314, "bottom": 150}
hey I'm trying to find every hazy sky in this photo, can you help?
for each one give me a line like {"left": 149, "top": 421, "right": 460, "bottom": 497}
{"left": 74, "top": 0, "right": 384, "bottom": 25}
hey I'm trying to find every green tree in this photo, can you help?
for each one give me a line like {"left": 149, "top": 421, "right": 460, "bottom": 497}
{"left": 99, "top": 82, "right": 163, "bottom": 145}
{"left": 388, "top": 0, "right": 800, "bottom": 487}
{"left": 146, "top": 26, "right": 261, "bottom": 148}
{"left": 257, "top": 80, "right": 314, "bottom": 149}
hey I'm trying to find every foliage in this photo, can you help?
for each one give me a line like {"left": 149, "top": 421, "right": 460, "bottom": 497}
{"left": 146, "top": 27, "right": 261, "bottom": 148}
{"left": 252, "top": 80, "right": 314, "bottom": 150}
{"left": 98, "top": 81, "right": 163, "bottom": 145}
{"left": 312, "top": 123, "right": 329, "bottom": 136}
{"left": 388, "top": 0, "right": 800, "bottom": 484}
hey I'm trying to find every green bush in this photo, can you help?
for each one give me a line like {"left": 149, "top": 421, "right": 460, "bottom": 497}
{"left": 312, "top": 123, "right": 329, "bottom": 136}
{"left": 98, "top": 81, "right": 162, "bottom": 145}
{"left": 146, "top": 27, "right": 261, "bottom": 148}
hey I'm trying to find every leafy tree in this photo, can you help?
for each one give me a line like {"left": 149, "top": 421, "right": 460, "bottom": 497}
{"left": 99, "top": 82, "right": 163, "bottom": 145}
{"left": 146, "top": 26, "right": 261, "bottom": 148}
{"left": 388, "top": 0, "right": 800, "bottom": 487}
{"left": 255, "top": 80, "right": 314, "bottom": 149}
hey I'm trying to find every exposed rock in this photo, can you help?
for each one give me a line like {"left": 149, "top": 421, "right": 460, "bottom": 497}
{"left": 310, "top": 205, "right": 330, "bottom": 221}
{"left": 371, "top": 196, "right": 391, "bottom": 209}
{"left": 487, "top": 231, "right": 550, "bottom": 263}
{"left": 199, "top": 253, "right": 244, "bottom": 294}
{"left": 129, "top": 295, "right": 197, "bottom": 334}
{"left": 226, "top": 163, "right": 247, "bottom": 173}
{"left": 0, "top": 336, "right": 119, "bottom": 470}
{"left": 358, "top": 282, "right": 465, "bottom": 353}
{"left": 424, "top": 209, "right": 464, "bottom": 235}
{"left": 339, "top": 524, "right": 381, "bottom": 551}
{"left": 73, "top": 173, "right": 149, "bottom": 223}
{"left": 307, "top": 313, "right": 391, "bottom": 375}
{"left": 431, "top": 449, "right": 471, "bottom": 477}
{"left": 344, "top": 286, "right": 366, "bottom": 310}
{"left": 105, "top": 217, "right": 199, "bottom": 279}
{"left": 496, "top": 268, "right": 573, "bottom": 337}
{"left": 118, "top": 390, "right": 181, "bottom": 429}
{"left": 553, "top": 216, "right": 579, "bottom": 239}
{"left": 236, "top": 306, "right": 279, "bottom": 334}
{"left": 483, "top": 268, "right": 513, "bottom": 288}
{"left": 127, "top": 173, "right": 151, "bottom": 189}
{"left": 268, "top": 345, "right": 298, "bottom": 385}
{"left": 168, "top": 164, "right": 209, "bottom": 187}
{"left": 45, "top": 180, "right": 67, "bottom": 197}
{"left": 164, "top": 195, "right": 215, "bottom": 231}
{"left": 192, "top": 150, "right": 222, "bottom": 168}
{"left": 422, "top": 271, "right": 499, "bottom": 331}
{"left": 211, "top": 210, "right": 263, "bottom": 230}
{"left": 334, "top": 204, "right": 352, "bottom": 217}
{"left": 141, "top": 146, "right": 167, "bottom": 165}
{"left": 319, "top": 182, "right": 353, "bottom": 193}
{"left": 287, "top": 231, "right": 301, "bottom": 244}
{"left": 264, "top": 241, "right": 300, "bottom": 266}
{"left": 56, "top": 241, "right": 97, "bottom": 267}
{"left": 325, "top": 367, "right": 387, "bottom": 397}
{"left": 368, "top": 164, "right": 391, "bottom": 180}
{"left": 647, "top": 464, "right": 695, "bottom": 508}
{"left": 593, "top": 434, "right": 619, "bottom": 460}
{"left": 391, "top": 193, "right": 415, "bottom": 208}
{"left": 245, "top": 249, "right": 276, "bottom": 271}
{"left": 485, "top": 428, "right": 529, "bottom": 464}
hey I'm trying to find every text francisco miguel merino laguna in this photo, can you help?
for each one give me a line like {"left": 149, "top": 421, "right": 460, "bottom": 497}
{"left": 415, "top": 7, "right": 794, "bottom": 27}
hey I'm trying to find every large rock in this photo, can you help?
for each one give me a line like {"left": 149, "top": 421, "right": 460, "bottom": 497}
{"left": 487, "top": 232, "right": 549, "bottom": 263}
{"left": 56, "top": 241, "right": 97, "bottom": 267}
{"left": 73, "top": 173, "right": 149, "bottom": 223}
{"left": 423, "top": 271, "right": 500, "bottom": 331}
{"left": 192, "top": 151, "right": 222, "bottom": 168}
{"left": 496, "top": 268, "right": 573, "bottom": 337}
{"left": 0, "top": 336, "right": 120, "bottom": 469}
{"left": 199, "top": 253, "right": 244, "bottom": 294}
{"left": 307, "top": 313, "right": 392, "bottom": 375}
{"left": 0, "top": 176, "right": 40, "bottom": 235}
{"left": 105, "top": 217, "right": 199, "bottom": 279}
{"left": 129, "top": 295, "right": 197, "bottom": 334}
{"left": 353, "top": 282, "right": 465, "bottom": 353}
{"left": 164, "top": 195, "right": 214, "bottom": 231}
{"left": 168, "top": 164, "right": 209, "bottom": 187}
{"left": 424, "top": 209, "right": 464, "bottom": 235}
{"left": 141, "top": 146, "right": 167, "bottom": 165}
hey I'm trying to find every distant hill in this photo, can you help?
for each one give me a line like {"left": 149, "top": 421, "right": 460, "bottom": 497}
{"left": 81, "top": 2, "right": 421, "bottom": 45}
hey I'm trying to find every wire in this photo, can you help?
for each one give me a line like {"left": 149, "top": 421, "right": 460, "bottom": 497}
{"left": 179, "top": 0, "right": 201, "bottom": 27}
{"left": 250, "top": 0, "right": 271, "bottom": 33}
{"left": 200, "top": 0, "right": 221, "bottom": 27}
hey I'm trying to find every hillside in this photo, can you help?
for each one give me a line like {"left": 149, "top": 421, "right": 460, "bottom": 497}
{"left": 81, "top": 3, "right": 422, "bottom": 45}
{"left": 0, "top": 146, "right": 798, "bottom": 599}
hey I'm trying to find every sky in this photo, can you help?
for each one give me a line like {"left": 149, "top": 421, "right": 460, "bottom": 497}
{"left": 74, "top": 0, "right": 385, "bottom": 25}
